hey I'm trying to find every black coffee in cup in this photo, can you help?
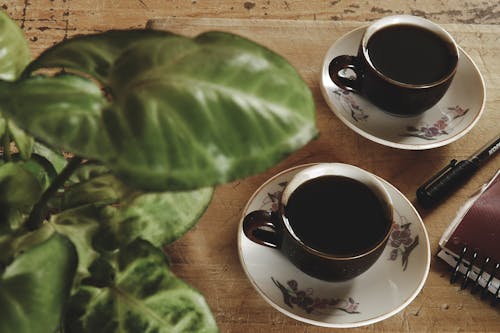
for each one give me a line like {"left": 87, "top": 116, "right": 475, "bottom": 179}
{"left": 243, "top": 163, "right": 394, "bottom": 281}
{"left": 284, "top": 175, "right": 391, "bottom": 256}
{"left": 328, "top": 15, "right": 459, "bottom": 115}
{"left": 367, "top": 24, "right": 458, "bottom": 85}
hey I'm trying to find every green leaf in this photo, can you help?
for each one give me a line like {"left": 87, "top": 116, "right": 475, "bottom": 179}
{"left": 59, "top": 164, "right": 213, "bottom": 248}
{"left": 61, "top": 172, "right": 130, "bottom": 210}
{"left": 58, "top": 163, "right": 117, "bottom": 209}
{"left": 0, "top": 162, "right": 46, "bottom": 228}
{"left": 0, "top": 114, "right": 6, "bottom": 139}
{"left": 26, "top": 29, "right": 175, "bottom": 84}
{"left": 49, "top": 205, "right": 106, "bottom": 286}
{"left": 0, "top": 10, "right": 35, "bottom": 160}
{"left": 69, "top": 162, "right": 111, "bottom": 183}
{"left": 5, "top": 30, "right": 317, "bottom": 191}
{"left": 103, "top": 186, "right": 214, "bottom": 248}
{"left": 13, "top": 153, "right": 57, "bottom": 189}
{"left": 0, "top": 221, "right": 55, "bottom": 265}
{"left": 32, "top": 142, "right": 67, "bottom": 174}
{"left": 8, "top": 121, "right": 34, "bottom": 160}
{"left": 0, "top": 233, "right": 77, "bottom": 333}
{"left": 0, "top": 11, "right": 31, "bottom": 81}
{"left": 0, "top": 163, "right": 43, "bottom": 205}
{"left": 66, "top": 239, "right": 218, "bottom": 333}
{"left": 0, "top": 74, "right": 112, "bottom": 159}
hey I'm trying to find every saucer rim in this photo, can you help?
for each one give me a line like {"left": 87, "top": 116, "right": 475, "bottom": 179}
{"left": 237, "top": 163, "right": 431, "bottom": 328}
{"left": 319, "top": 26, "right": 486, "bottom": 150}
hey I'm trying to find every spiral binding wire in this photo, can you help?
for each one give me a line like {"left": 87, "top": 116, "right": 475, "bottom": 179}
{"left": 450, "top": 246, "right": 499, "bottom": 306}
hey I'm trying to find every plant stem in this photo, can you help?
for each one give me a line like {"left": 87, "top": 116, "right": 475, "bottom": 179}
{"left": 26, "top": 156, "right": 84, "bottom": 230}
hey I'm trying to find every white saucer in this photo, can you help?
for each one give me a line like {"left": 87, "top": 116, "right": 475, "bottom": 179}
{"left": 320, "top": 27, "right": 485, "bottom": 150}
{"left": 237, "top": 164, "right": 430, "bottom": 328}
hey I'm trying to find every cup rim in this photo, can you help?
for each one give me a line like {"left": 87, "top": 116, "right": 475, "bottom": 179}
{"left": 280, "top": 163, "right": 394, "bottom": 261}
{"left": 360, "top": 15, "right": 459, "bottom": 89}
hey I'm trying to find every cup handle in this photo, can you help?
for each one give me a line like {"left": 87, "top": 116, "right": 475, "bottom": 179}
{"left": 328, "top": 55, "right": 362, "bottom": 92}
{"left": 243, "top": 210, "right": 282, "bottom": 249}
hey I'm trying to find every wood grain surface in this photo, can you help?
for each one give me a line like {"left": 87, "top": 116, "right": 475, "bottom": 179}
{"left": 2, "top": 1, "right": 500, "bottom": 332}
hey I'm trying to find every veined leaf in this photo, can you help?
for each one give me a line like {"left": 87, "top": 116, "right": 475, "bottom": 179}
{"left": 102, "top": 186, "right": 214, "bottom": 249}
{"left": 66, "top": 239, "right": 218, "bottom": 333}
{"left": 4, "top": 30, "right": 317, "bottom": 191}
{"left": 0, "top": 10, "right": 31, "bottom": 81}
{"left": 52, "top": 164, "right": 213, "bottom": 275}
{"left": 49, "top": 205, "right": 108, "bottom": 286}
{"left": 25, "top": 29, "right": 174, "bottom": 84}
{"left": 61, "top": 172, "right": 130, "bottom": 210}
{"left": 69, "top": 162, "right": 112, "bottom": 184}
{"left": 58, "top": 164, "right": 214, "bottom": 249}
{"left": 0, "top": 74, "right": 112, "bottom": 159}
{"left": 0, "top": 233, "right": 77, "bottom": 333}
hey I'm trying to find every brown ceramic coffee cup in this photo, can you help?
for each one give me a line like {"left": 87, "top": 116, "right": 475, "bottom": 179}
{"left": 329, "top": 15, "right": 459, "bottom": 116}
{"left": 243, "top": 163, "right": 394, "bottom": 281}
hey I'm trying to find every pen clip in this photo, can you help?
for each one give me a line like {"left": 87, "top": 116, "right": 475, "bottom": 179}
{"left": 420, "top": 159, "right": 457, "bottom": 191}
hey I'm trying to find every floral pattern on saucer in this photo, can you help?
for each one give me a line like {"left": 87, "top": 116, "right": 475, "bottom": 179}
{"left": 272, "top": 278, "right": 360, "bottom": 315}
{"left": 332, "top": 88, "right": 471, "bottom": 141}
{"left": 388, "top": 220, "right": 419, "bottom": 271}
{"left": 332, "top": 89, "right": 368, "bottom": 122}
{"left": 403, "top": 105, "right": 469, "bottom": 140}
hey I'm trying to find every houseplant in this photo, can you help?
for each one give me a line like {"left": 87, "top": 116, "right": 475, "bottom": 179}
{"left": 0, "top": 10, "right": 317, "bottom": 333}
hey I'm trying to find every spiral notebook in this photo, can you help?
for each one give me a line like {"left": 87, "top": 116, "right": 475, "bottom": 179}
{"left": 437, "top": 169, "right": 500, "bottom": 300}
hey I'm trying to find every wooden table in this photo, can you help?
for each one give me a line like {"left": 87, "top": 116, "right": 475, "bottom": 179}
{"left": 6, "top": 1, "right": 499, "bottom": 332}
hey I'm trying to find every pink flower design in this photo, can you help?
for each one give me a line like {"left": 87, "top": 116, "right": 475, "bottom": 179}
{"left": 447, "top": 105, "right": 469, "bottom": 118}
{"left": 261, "top": 182, "right": 287, "bottom": 210}
{"left": 404, "top": 105, "right": 469, "bottom": 140}
{"left": 272, "top": 278, "right": 361, "bottom": 314}
{"left": 388, "top": 222, "right": 419, "bottom": 271}
{"left": 333, "top": 89, "right": 368, "bottom": 122}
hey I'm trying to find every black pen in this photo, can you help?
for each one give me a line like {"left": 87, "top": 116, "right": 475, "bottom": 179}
{"left": 416, "top": 134, "right": 500, "bottom": 207}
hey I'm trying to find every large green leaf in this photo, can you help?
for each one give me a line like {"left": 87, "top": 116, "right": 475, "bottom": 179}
{"left": 66, "top": 239, "right": 218, "bottom": 333}
{"left": 0, "top": 233, "right": 77, "bottom": 333}
{"left": 0, "top": 10, "right": 31, "bottom": 81}
{"left": 3, "top": 30, "right": 317, "bottom": 191}
{"left": 25, "top": 29, "right": 174, "bottom": 83}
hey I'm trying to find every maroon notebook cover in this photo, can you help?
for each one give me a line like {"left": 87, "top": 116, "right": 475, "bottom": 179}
{"left": 439, "top": 170, "right": 500, "bottom": 282}
{"left": 443, "top": 171, "right": 500, "bottom": 262}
